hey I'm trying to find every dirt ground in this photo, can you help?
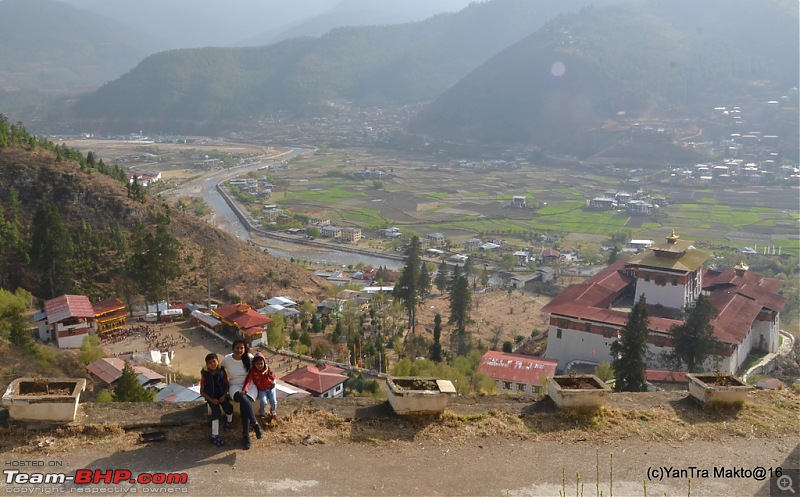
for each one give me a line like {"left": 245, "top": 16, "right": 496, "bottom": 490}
{"left": 2, "top": 391, "right": 798, "bottom": 497}
{"left": 102, "top": 321, "right": 315, "bottom": 382}
{"left": 417, "top": 287, "right": 549, "bottom": 347}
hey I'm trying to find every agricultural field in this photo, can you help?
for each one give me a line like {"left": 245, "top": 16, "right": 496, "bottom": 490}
{"left": 255, "top": 147, "right": 799, "bottom": 255}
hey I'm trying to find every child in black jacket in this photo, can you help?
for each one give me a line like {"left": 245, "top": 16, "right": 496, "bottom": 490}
{"left": 200, "top": 353, "right": 234, "bottom": 446}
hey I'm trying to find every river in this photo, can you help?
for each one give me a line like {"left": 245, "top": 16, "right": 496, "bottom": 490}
{"left": 199, "top": 148, "right": 402, "bottom": 269}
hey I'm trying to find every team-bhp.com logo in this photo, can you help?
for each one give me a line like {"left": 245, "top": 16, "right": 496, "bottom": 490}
{"left": 5, "top": 468, "right": 189, "bottom": 488}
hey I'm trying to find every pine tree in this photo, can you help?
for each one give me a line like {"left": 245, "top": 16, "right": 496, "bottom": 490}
{"left": 418, "top": 262, "right": 431, "bottom": 299}
{"left": 611, "top": 295, "right": 649, "bottom": 392}
{"left": 112, "top": 362, "right": 155, "bottom": 402}
{"left": 435, "top": 261, "right": 448, "bottom": 292}
{"left": 29, "top": 202, "right": 74, "bottom": 298}
{"left": 430, "top": 313, "right": 443, "bottom": 362}
{"left": 129, "top": 217, "right": 182, "bottom": 313}
{"left": 449, "top": 271, "right": 472, "bottom": 356}
{"left": 394, "top": 236, "right": 421, "bottom": 334}
{"left": 664, "top": 294, "right": 722, "bottom": 372}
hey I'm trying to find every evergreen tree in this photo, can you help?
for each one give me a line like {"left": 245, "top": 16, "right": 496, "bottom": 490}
{"left": 0, "top": 114, "right": 9, "bottom": 147}
{"left": 129, "top": 217, "right": 182, "bottom": 313}
{"left": 430, "top": 313, "right": 443, "bottom": 362}
{"left": 0, "top": 188, "right": 29, "bottom": 289}
{"left": 394, "top": 236, "right": 421, "bottom": 334}
{"left": 611, "top": 295, "right": 649, "bottom": 392}
{"left": 664, "top": 294, "right": 722, "bottom": 372}
{"left": 449, "top": 271, "right": 472, "bottom": 356}
{"left": 112, "top": 362, "right": 155, "bottom": 402}
{"left": 29, "top": 202, "right": 74, "bottom": 298}
{"left": 607, "top": 245, "right": 621, "bottom": 265}
{"left": 418, "top": 262, "right": 431, "bottom": 299}
{"left": 435, "top": 261, "right": 448, "bottom": 292}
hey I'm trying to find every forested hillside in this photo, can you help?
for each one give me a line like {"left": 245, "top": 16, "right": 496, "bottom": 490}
{"left": 409, "top": 0, "right": 799, "bottom": 153}
{"left": 70, "top": 0, "right": 611, "bottom": 133}
{"left": 0, "top": 116, "right": 325, "bottom": 307}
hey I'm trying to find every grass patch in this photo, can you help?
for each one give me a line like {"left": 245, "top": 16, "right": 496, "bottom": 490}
{"left": 538, "top": 200, "right": 585, "bottom": 215}
{"left": 426, "top": 192, "right": 448, "bottom": 201}
{"left": 338, "top": 207, "right": 387, "bottom": 228}
{"left": 287, "top": 186, "right": 368, "bottom": 204}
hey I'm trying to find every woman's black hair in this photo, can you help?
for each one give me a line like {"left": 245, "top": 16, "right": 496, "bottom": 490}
{"left": 232, "top": 339, "right": 251, "bottom": 371}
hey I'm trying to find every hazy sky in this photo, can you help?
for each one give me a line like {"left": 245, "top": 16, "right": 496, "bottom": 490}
{"left": 56, "top": 0, "right": 476, "bottom": 49}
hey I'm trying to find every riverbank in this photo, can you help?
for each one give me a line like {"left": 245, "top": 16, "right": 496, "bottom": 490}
{"left": 216, "top": 183, "right": 405, "bottom": 266}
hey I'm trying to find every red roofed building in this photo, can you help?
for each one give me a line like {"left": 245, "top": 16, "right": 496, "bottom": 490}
{"left": 93, "top": 298, "right": 128, "bottom": 336}
{"left": 281, "top": 364, "right": 347, "bottom": 398}
{"left": 477, "top": 351, "right": 558, "bottom": 395}
{"left": 211, "top": 303, "right": 272, "bottom": 346}
{"left": 543, "top": 231, "right": 786, "bottom": 375}
{"left": 86, "top": 358, "right": 166, "bottom": 393}
{"left": 41, "top": 294, "right": 96, "bottom": 349}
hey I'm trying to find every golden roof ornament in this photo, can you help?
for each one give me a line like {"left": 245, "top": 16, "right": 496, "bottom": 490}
{"left": 666, "top": 229, "right": 680, "bottom": 244}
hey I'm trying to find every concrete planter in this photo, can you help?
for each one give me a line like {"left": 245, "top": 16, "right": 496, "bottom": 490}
{"left": 686, "top": 373, "right": 753, "bottom": 406}
{"left": 386, "top": 376, "right": 456, "bottom": 415}
{"left": 547, "top": 374, "right": 611, "bottom": 409}
{"left": 2, "top": 378, "right": 86, "bottom": 422}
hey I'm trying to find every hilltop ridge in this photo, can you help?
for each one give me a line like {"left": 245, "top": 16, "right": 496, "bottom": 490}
{"left": 0, "top": 141, "right": 327, "bottom": 304}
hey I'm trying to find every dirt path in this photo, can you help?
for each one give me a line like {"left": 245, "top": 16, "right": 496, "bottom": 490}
{"left": 3, "top": 435, "right": 796, "bottom": 496}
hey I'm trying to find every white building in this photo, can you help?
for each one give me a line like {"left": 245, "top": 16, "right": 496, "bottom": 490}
{"left": 543, "top": 231, "right": 786, "bottom": 374}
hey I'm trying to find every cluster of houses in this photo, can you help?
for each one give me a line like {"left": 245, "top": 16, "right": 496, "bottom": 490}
{"left": 230, "top": 176, "right": 273, "bottom": 198}
{"left": 668, "top": 159, "right": 798, "bottom": 183}
{"left": 84, "top": 355, "right": 349, "bottom": 403}
{"left": 588, "top": 190, "right": 666, "bottom": 215}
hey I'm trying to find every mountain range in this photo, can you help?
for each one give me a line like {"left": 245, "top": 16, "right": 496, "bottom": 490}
{"left": 411, "top": 0, "right": 799, "bottom": 153}
{"left": 4, "top": 0, "right": 797, "bottom": 156}
{"left": 0, "top": 0, "right": 474, "bottom": 116}
{"left": 69, "top": 0, "right": 611, "bottom": 133}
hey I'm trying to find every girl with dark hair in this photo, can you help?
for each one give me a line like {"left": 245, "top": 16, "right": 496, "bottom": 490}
{"left": 221, "top": 339, "right": 262, "bottom": 449}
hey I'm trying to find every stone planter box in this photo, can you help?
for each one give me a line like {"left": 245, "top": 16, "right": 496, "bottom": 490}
{"left": 547, "top": 374, "right": 611, "bottom": 409}
{"left": 2, "top": 378, "right": 86, "bottom": 422}
{"left": 687, "top": 373, "right": 753, "bottom": 406}
{"left": 386, "top": 376, "right": 456, "bottom": 415}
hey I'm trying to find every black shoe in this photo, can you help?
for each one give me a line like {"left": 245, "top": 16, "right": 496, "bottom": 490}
{"left": 243, "top": 436, "right": 251, "bottom": 450}
{"left": 254, "top": 424, "right": 263, "bottom": 440}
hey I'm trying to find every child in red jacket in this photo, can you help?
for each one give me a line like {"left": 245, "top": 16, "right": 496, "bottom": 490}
{"left": 243, "top": 353, "right": 277, "bottom": 422}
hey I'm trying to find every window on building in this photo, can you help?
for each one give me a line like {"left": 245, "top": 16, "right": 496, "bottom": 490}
{"left": 644, "top": 273, "right": 650, "bottom": 281}
{"left": 556, "top": 329, "right": 562, "bottom": 339}
{"left": 585, "top": 323, "right": 591, "bottom": 332}
{"left": 503, "top": 382, "right": 512, "bottom": 390}
{"left": 672, "top": 277, "right": 678, "bottom": 286}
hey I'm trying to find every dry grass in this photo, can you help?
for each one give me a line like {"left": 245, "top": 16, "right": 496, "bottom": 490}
{"left": 2, "top": 391, "right": 797, "bottom": 455}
